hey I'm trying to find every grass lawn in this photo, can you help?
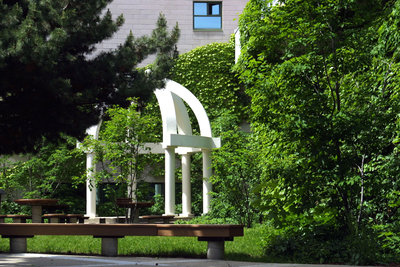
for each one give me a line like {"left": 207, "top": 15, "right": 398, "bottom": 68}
{"left": 0, "top": 226, "right": 268, "bottom": 262}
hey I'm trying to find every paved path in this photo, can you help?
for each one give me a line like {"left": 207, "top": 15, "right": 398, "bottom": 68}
{"left": 0, "top": 253, "right": 368, "bottom": 267}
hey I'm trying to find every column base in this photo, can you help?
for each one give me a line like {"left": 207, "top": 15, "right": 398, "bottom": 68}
{"left": 178, "top": 213, "right": 194, "bottom": 218}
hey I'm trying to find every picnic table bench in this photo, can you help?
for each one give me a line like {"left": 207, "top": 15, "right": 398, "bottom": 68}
{"left": 42, "top": 213, "right": 87, "bottom": 223}
{"left": 0, "top": 214, "right": 32, "bottom": 223}
{"left": 141, "top": 215, "right": 175, "bottom": 223}
{"left": 0, "top": 223, "right": 243, "bottom": 259}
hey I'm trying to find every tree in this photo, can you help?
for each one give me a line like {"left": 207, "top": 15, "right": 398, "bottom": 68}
{"left": 210, "top": 112, "right": 260, "bottom": 227}
{"left": 81, "top": 99, "right": 158, "bottom": 220}
{"left": 238, "top": 0, "right": 400, "bottom": 263}
{"left": 0, "top": 0, "right": 179, "bottom": 154}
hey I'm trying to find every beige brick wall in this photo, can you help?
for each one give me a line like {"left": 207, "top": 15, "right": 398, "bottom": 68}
{"left": 95, "top": 0, "right": 248, "bottom": 66}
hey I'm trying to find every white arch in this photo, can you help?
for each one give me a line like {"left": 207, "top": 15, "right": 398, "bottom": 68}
{"left": 155, "top": 79, "right": 220, "bottom": 216}
{"left": 85, "top": 79, "right": 220, "bottom": 218}
{"left": 154, "top": 89, "right": 178, "bottom": 145}
{"left": 155, "top": 80, "right": 220, "bottom": 151}
{"left": 86, "top": 123, "right": 101, "bottom": 139}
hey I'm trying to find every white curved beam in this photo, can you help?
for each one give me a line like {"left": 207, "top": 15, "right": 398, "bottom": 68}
{"left": 86, "top": 121, "right": 102, "bottom": 140}
{"left": 164, "top": 79, "right": 212, "bottom": 137}
{"left": 155, "top": 89, "right": 178, "bottom": 144}
{"left": 172, "top": 93, "right": 192, "bottom": 136}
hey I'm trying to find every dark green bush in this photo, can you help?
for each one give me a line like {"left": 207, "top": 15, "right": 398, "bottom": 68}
{"left": 263, "top": 223, "right": 381, "bottom": 265}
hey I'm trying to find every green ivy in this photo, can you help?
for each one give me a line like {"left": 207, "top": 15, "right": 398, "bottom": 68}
{"left": 171, "top": 39, "right": 248, "bottom": 123}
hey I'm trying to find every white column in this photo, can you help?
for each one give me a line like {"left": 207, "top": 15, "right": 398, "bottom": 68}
{"left": 181, "top": 153, "right": 192, "bottom": 217}
{"left": 86, "top": 153, "right": 97, "bottom": 218}
{"left": 202, "top": 149, "right": 212, "bottom": 214}
{"left": 235, "top": 27, "right": 241, "bottom": 64}
{"left": 164, "top": 147, "right": 176, "bottom": 215}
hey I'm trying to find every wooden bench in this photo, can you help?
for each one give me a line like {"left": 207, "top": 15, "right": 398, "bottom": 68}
{"left": 0, "top": 223, "right": 243, "bottom": 259}
{"left": 141, "top": 215, "right": 175, "bottom": 224}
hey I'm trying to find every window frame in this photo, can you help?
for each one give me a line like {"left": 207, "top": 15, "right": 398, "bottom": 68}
{"left": 193, "top": 1, "right": 222, "bottom": 31}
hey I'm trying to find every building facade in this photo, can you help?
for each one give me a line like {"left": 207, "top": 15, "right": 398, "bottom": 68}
{"left": 97, "top": 0, "right": 249, "bottom": 65}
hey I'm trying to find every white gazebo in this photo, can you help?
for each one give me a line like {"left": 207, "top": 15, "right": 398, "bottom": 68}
{"left": 84, "top": 79, "right": 221, "bottom": 218}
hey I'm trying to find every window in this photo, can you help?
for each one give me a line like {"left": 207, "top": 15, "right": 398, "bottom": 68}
{"left": 193, "top": 2, "right": 222, "bottom": 30}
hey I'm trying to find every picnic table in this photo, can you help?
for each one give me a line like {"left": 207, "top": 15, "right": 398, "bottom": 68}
{"left": 14, "top": 199, "right": 59, "bottom": 223}
{"left": 116, "top": 198, "right": 154, "bottom": 223}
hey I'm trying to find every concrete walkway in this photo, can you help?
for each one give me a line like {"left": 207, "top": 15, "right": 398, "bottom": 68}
{"left": 0, "top": 253, "right": 369, "bottom": 267}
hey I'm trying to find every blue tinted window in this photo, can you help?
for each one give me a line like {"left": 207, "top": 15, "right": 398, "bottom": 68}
{"left": 194, "top": 3, "right": 207, "bottom": 15}
{"left": 210, "top": 4, "right": 220, "bottom": 15}
{"left": 194, "top": 17, "right": 222, "bottom": 29}
{"left": 193, "top": 2, "right": 222, "bottom": 30}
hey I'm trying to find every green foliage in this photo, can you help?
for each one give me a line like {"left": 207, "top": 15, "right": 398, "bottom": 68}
{"left": 0, "top": 0, "right": 179, "bottom": 154}
{"left": 175, "top": 215, "right": 238, "bottom": 225}
{"left": 238, "top": 0, "right": 400, "bottom": 264}
{"left": 262, "top": 218, "right": 381, "bottom": 264}
{"left": 0, "top": 135, "right": 86, "bottom": 213}
{"left": 149, "top": 194, "right": 164, "bottom": 215}
{"left": 169, "top": 40, "right": 251, "bottom": 219}
{"left": 171, "top": 40, "right": 247, "bottom": 122}
{"left": 209, "top": 112, "right": 260, "bottom": 227}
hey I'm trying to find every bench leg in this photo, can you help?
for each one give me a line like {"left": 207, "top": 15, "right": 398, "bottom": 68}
{"left": 207, "top": 240, "right": 225, "bottom": 260}
{"left": 198, "top": 237, "right": 232, "bottom": 260}
{"left": 10, "top": 238, "right": 27, "bottom": 253}
{"left": 101, "top": 237, "right": 118, "bottom": 256}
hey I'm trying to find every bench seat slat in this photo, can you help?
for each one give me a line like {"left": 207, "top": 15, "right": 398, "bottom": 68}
{"left": 156, "top": 224, "right": 243, "bottom": 237}
{"left": 0, "top": 223, "right": 243, "bottom": 237}
{"left": 0, "top": 223, "right": 157, "bottom": 236}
